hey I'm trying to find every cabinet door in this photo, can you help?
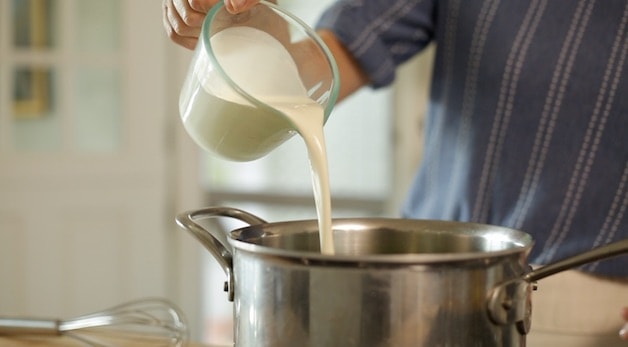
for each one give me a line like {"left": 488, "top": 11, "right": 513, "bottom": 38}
{"left": 0, "top": 0, "right": 172, "bottom": 317}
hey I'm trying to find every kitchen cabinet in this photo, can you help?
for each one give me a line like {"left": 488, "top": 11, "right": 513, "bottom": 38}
{"left": 0, "top": 0, "right": 202, "bottom": 337}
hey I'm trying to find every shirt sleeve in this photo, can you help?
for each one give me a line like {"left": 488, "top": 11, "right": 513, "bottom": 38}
{"left": 316, "top": 0, "right": 437, "bottom": 88}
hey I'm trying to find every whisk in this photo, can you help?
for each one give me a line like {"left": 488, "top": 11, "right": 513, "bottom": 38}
{"left": 0, "top": 297, "right": 188, "bottom": 347}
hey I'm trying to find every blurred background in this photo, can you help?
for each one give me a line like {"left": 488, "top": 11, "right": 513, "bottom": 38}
{"left": 0, "top": 0, "right": 433, "bottom": 344}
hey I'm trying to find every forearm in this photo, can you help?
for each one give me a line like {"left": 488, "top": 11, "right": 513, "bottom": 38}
{"left": 317, "top": 30, "right": 369, "bottom": 102}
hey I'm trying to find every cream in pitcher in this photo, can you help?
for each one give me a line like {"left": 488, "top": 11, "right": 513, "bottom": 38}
{"left": 180, "top": 26, "right": 301, "bottom": 162}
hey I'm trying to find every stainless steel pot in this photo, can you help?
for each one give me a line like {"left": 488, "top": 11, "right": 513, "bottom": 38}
{"left": 176, "top": 207, "right": 628, "bottom": 347}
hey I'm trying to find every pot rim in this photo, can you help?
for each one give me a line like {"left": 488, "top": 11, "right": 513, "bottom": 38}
{"left": 228, "top": 217, "right": 534, "bottom": 265}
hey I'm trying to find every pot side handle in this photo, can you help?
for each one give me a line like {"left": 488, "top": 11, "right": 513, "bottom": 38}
{"left": 487, "top": 239, "right": 628, "bottom": 334}
{"left": 175, "top": 207, "right": 267, "bottom": 301}
{"left": 524, "top": 238, "right": 628, "bottom": 282}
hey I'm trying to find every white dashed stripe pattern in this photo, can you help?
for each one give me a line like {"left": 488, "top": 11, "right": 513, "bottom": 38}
{"left": 471, "top": 0, "right": 548, "bottom": 223}
{"left": 319, "top": 0, "right": 628, "bottom": 277}
{"left": 540, "top": 0, "right": 628, "bottom": 262}
{"left": 587, "top": 162, "right": 628, "bottom": 271}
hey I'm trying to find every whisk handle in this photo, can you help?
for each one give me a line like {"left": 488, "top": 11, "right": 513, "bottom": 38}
{"left": 0, "top": 318, "right": 61, "bottom": 336}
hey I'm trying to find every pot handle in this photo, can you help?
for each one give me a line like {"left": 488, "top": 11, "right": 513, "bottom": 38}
{"left": 488, "top": 239, "right": 628, "bottom": 334}
{"left": 175, "top": 207, "right": 267, "bottom": 301}
{"left": 524, "top": 238, "right": 628, "bottom": 282}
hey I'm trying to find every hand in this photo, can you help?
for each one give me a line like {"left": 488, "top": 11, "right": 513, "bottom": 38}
{"left": 621, "top": 307, "right": 628, "bottom": 341}
{"left": 163, "top": 0, "right": 261, "bottom": 49}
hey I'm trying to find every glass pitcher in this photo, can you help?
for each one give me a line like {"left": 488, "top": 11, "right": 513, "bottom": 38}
{"left": 179, "top": 1, "right": 339, "bottom": 161}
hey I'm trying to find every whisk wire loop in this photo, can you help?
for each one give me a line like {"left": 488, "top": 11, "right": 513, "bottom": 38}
{"left": 0, "top": 297, "right": 188, "bottom": 347}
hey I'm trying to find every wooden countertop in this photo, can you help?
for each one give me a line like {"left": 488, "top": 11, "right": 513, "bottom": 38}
{"left": 0, "top": 336, "right": 214, "bottom": 346}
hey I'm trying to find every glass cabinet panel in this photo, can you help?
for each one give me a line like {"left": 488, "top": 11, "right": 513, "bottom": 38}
{"left": 4, "top": 0, "right": 123, "bottom": 154}
{"left": 13, "top": 67, "right": 53, "bottom": 116}
{"left": 9, "top": 0, "right": 60, "bottom": 151}
{"left": 12, "top": 0, "right": 55, "bottom": 49}
{"left": 12, "top": 67, "right": 61, "bottom": 151}
{"left": 75, "top": 0, "right": 120, "bottom": 53}
{"left": 74, "top": 68, "right": 121, "bottom": 152}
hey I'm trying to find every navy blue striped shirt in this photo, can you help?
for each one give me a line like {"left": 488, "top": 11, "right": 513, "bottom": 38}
{"left": 318, "top": 0, "right": 628, "bottom": 277}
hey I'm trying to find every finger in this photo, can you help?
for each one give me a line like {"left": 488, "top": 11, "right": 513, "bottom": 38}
{"left": 166, "top": 0, "right": 202, "bottom": 38}
{"left": 163, "top": 0, "right": 200, "bottom": 49}
{"left": 189, "top": 0, "right": 219, "bottom": 13}
{"left": 224, "top": 0, "right": 260, "bottom": 13}
{"left": 172, "top": 0, "right": 206, "bottom": 28}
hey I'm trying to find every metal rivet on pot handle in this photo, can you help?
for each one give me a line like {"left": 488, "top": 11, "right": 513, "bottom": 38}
{"left": 176, "top": 207, "right": 267, "bottom": 301}
{"left": 486, "top": 277, "right": 533, "bottom": 335}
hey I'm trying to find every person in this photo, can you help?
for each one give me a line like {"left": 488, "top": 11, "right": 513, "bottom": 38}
{"left": 623, "top": 307, "right": 628, "bottom": 340}
{"left": 163, "top": 0, "right": 628, "bottom": 345}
